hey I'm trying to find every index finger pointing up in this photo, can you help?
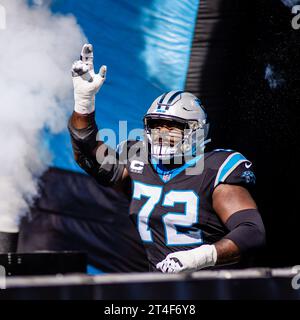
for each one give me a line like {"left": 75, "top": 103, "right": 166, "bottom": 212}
{"left": 80, "top": 43, "right": 94, "bottom": 67}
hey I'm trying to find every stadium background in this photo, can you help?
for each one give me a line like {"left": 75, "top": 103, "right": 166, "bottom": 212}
{"left": 16, "top": 0, "right": 300, "bottom": 273}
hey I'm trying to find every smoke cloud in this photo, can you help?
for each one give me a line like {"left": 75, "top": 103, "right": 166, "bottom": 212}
{"left": 0, "top": 0, "right": 86, "bottom": 232}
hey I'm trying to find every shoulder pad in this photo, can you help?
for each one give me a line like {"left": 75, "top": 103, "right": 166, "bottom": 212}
{"left": 211, "top": 151, "right": 252, "bottom": 188}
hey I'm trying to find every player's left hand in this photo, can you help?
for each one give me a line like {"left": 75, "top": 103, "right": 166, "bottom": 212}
{"left": 156, "top": 244, "right": 217, "bottom": 273}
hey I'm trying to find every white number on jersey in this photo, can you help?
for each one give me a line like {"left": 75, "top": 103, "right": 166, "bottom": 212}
{"left": 133, "top": 181, "right": 203, "bottom": 245}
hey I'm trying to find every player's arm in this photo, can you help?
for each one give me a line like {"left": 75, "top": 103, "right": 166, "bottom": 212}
{"left": 157, "top": 186, "right": 265, "bottom": 273}
{"left": 68, "top": 44, "right": 129, "bottom": 188}
{"left": 157, "top": 154, "right": 266, "bottom": 273}
{"left": 212, "top": 184, "right": 265, "bottom": 265}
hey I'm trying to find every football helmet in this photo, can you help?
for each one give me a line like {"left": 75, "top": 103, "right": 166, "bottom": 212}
{"left": 143, "top": 91, "right": 210, "bottom": 160}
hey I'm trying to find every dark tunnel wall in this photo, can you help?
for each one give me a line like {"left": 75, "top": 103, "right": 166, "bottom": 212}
{"left": 186, "top": 0, "right": 300, "bottom": 266}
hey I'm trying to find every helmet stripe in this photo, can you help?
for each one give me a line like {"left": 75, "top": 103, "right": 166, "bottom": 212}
{"left": 159, "top": 92, "right": 168, "bottom": 104}
{"left": 157, "top": 92, "right": 168, "bottom": 110}
{"left": 166, "top": 90, "right": 184, "bottom": 105}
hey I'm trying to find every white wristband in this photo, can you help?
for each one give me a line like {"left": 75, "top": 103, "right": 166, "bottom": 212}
{"left": 74, "top": 94, "right": 95, "bottom": 114}
{"left": 190, "top": 244, "right": 217, "bottom": 269}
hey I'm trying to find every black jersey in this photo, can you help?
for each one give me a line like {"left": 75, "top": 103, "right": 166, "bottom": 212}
{"left": 122, "top": 141, "right": 256, "bottom": 271}
{"left": 68, "top": 121, "right": 256, "bottom": 272}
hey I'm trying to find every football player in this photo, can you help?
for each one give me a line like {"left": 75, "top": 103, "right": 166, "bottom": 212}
{"left": 68, "top": 44, "right": 265, "bottom": 273}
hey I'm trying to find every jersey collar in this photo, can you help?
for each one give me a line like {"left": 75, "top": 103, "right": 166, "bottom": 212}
{"left": 150, "top": 154, "right": 204, "bottom": 183}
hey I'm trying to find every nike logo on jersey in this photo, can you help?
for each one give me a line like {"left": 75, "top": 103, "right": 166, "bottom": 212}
{"left": 245, "top": 162, "right": 252, "bottom": 169}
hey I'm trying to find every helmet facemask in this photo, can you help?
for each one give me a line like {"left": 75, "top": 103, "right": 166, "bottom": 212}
{"left": 144, "top": 116, "right": 208, "bottom": 163}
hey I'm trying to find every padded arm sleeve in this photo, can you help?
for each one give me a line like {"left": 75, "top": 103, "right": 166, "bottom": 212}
{"left": 224, "top": 209, "right": 266, "bottom": 253}
{"left": 68, "top": 114, "right": 125, "bottom": 187}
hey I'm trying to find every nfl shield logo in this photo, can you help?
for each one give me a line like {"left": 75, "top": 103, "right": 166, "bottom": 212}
{"left": 163, "top": 174, "right": 171, "bottom": 182}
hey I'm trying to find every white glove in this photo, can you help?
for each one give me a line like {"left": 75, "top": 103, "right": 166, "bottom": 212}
{"left": 72, "top": 43, "right": 107, "bottom": 114}
{"left": 156, "top": 244, "right": 217, "bottom": 273}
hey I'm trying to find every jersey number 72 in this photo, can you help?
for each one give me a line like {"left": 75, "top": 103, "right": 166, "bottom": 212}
{"left": 133, "top": 181, "right": 203, "bottom": 246}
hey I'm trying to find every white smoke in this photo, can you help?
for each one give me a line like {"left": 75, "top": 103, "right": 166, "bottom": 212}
{"left": 0, "top": 0, "right": 86, "bottom": 232}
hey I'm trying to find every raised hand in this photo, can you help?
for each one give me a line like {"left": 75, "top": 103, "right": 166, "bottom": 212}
{"left": 72, "top": 44, "right": 107, "bottom": 114}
